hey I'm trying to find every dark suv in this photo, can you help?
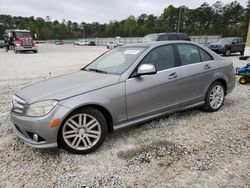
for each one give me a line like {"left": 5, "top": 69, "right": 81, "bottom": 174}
{"left": 209, "top": 37, "right": 245, "bottom": 56}
{"left": 143, "top": 33, "right": 191, "bottom": 43}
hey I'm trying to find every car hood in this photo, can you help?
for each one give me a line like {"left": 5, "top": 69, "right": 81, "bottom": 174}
{"left": 16, "top": 71, "right": 120, "bottom": 104}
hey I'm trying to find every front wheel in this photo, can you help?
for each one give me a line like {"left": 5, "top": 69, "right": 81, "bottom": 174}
{"left": 240, "top": 51, "right": 244, "bottom": 56}
{"left": 59, "top": 107, "right": 107, "bottom": 154}
{"left": 13, "top": 46, "right": 18, "bottom": 54}
{"left": 202, "top": 82, "right": 225, "bottom": 112}
{"left": 224, "top": 49, "right": 231, "bottom": 56}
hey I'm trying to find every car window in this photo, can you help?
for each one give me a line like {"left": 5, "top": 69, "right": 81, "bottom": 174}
{"left": 140, "top": 45, "right": 175, "bottom": 71}
{"left": 158, "top": 34, "right": 168, "bottom": 41}
{"left": 85, "top": 47, "right": 146, "bottom": 75}
{"left": 238, "top": 39, "right": 242, "bottom": 43}
{"left": 199, "top": 48, "right": 213, "bottom": 62}
{"left": 177, "top": 34, "right": 190, "bottom": 41}
{"left": 167, "top": 34, "right": 178, "bottom": 40}
{"left": 177, "top": 44, "right": 202, "bottom": 65}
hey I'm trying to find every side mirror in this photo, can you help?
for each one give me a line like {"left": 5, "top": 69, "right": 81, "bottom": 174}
{"left": 137, "top": 64, "right": 157, "bottom": 76}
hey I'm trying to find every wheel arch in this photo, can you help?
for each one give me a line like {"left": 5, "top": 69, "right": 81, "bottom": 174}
{"left": 213, "top": 78, "right": 227, "bottom": 92}
{"left": 57, "top": 104, "right": 114, "bottom": 147}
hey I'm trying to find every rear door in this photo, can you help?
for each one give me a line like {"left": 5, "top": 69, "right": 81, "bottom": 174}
{"left": 176, "top": 44, "right": 215, "bottom": 107}
{"left": 126, "top": 44, "right": 181, "bottom": 120}
{"left": 231, "top": 39, "right": 239, "bottom": 53}
{"left": 237, "top": 38, "right": 244, "bottom": 52}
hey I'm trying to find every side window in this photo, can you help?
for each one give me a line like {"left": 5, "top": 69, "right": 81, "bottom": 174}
{"left": 177, "top": 34, "right": 189, "bottom": 41}
{"left": 199, "top": 48, "right": 213, "bottom": 62}
{"left": 177, "top": 44, "right": 202, "bottom": 65}
{"left": 238, "top": 39, "right": 243, "bottom": 43}
{"left": 158, "top": 35, "right": 168, "bottom": 41}
{"left": 168, "top": 34, "right": 178, "bottom": 40}
{"left": 140, "top": 45, "right": 175, "bottom": 71}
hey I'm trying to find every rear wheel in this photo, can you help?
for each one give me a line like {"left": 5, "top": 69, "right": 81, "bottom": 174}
{"left": 239, "top": 76, "right": 247, "bottom": 84}
{"left": 59, "top": 107, "right": 107, "bottom": 154}
{"left": 202, "top": 82, "right": 225, "bottom": 112}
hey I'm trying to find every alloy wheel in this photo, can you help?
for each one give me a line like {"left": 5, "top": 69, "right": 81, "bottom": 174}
{"left": 62, "top": 113, "right": 101, "bottom": 150}
{"left": 209, "top": 85, "right": 224, "bottom": 110}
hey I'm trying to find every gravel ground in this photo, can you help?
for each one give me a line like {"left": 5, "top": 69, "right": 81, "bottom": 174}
{"left": 0, "top": 44, "right": 249, "bottom": 188}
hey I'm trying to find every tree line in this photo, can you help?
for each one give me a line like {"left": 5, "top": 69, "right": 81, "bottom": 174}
{"left": 0, "top": 0, "right": 249, "bottom": 40}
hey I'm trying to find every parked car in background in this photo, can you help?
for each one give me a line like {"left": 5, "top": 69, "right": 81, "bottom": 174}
{"left": 143, "top": 33, "right": 191, "bottom": 43}
{"left": 4, "top": 29, "right": 38, "bottom": 53}
{"left": 209, "top": 37, "right": 245, "bottom": 56}
{"left": 88, "top": 41, "right": 96, "bottom": 46}
{"left": 74, "top": 40, "right": 89, "bottom": 46}
{"left": 55, "top": 40, "right": 64, "bottom": 45}
{"left": 106, "top": 41, "right": 124, "bottom": 49}
{"left": 10, "top": 41, "right": 235, "bottom": 154}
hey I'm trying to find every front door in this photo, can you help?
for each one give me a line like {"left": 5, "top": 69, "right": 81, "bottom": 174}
{"left": 126, "top": 44, "right": 181, "bottom": 120}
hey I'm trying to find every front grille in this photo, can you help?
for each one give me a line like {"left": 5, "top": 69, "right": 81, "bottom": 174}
{"left": 21, "top": 39, "right": 32, "bottom": 46}
{"left": 12, "top": 95, "right": 26, "bottom": 115}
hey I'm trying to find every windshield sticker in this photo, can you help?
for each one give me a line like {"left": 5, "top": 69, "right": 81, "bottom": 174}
{"left": 124, "top": 50, "right": 141, "bottom": 55}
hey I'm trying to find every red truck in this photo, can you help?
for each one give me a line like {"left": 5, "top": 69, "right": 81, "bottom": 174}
{"left": 4, "top": 29, "right": 38, "bottom": 53}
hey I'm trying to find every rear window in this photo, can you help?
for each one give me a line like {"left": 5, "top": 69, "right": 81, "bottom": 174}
{"left": 199, "top": 48, "right": 213, "bottom": 62}
{"left": 177, "top": 44, "right": 202, "bottom": 65}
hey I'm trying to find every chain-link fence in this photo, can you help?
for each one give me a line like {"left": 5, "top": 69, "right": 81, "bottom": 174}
{"left": 43, "top": 35, "right": 221, "bottom": 46}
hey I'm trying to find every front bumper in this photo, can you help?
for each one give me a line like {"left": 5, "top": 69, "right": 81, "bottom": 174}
{"left": 16, "top": 46, "right": 38, "bottom": 51}
{"left": 10, "top": 104, "right": 71, "bottom": 149}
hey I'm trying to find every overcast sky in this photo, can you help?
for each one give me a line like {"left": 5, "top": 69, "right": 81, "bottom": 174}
{"left": 0, "top": 0, "right": 247, "bottom": 23}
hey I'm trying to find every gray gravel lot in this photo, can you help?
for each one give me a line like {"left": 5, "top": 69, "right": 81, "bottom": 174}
{"left": 0, "top": 44, "right": 249, "bottom": 187}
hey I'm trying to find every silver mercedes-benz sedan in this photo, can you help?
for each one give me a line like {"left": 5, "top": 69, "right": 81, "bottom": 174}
{"left": 10, "top": 41, "right": 235, "bottom": 154}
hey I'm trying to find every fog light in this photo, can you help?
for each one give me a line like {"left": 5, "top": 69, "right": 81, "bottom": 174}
{"left": 33, "top": 134, "right": 39, "bottom": 142}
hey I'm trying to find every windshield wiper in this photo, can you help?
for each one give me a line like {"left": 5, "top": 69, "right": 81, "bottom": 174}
{"left": 88, "top": 68, "right": 108, "bottom": 74}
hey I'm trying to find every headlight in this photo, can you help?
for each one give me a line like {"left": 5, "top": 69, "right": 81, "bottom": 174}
{"left": 25, "top": 100, "right": 58, "bottom": 117}
{"left": 220, "top": 44, "right": 225, "bottom": 48}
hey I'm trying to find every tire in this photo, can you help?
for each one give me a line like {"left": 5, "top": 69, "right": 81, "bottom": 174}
{"left": 202, "top": 82, "right": 225, "bottom": 112}
{"left": 59, "top": 107, "right": 108, "bottom": 154}
{"left": 239, "top": 77, "right": 247, "bottom": 85}
{"left": 240, "top": 51, "right": 244, "bottom": 56}
{"left": 224, "top": 49, "right": 231, "bottom": 56}
{"left": 33, "top": 50, "right": 38, "bottom": 53}
{"left": 14, "top": 46, "right": 18, "bottom": 54}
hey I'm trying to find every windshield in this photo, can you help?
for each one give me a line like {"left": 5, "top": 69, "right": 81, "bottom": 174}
{"left": 217, "top": 38, "right": 233, "bottom": 44}
{"left": 142, "top": 34, "right": 158, "bottom": 43}
{"left": 14, "top": 32, "right": 31, "bottom": 38}
{"left": 84, "top": 47, "right": 146, "bottom": 75}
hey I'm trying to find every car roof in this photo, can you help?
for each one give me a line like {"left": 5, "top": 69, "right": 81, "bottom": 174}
{"left": 120, "top": 41, "right": 196, "bottom": 48}
{"left": 146, "top": 32, "right": 188, "bottom": 36}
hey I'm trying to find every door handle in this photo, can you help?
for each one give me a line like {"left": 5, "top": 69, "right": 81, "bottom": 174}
{"left": 204, "top": 64, "right": 211, "bottom": 70}
{"left": 168, "top": 72, "right": 178, "bottom": 79}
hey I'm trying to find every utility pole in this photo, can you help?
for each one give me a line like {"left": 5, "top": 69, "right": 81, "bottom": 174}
{"left": 177, "top": 6, "right": 182, "bottom": 32}
{"left": 244, "top": 20, "right": 250, "bottom": 56}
